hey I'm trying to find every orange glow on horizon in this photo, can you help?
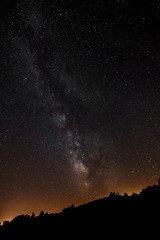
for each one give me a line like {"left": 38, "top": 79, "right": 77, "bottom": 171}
{"left": 0, "top": 179, "right": 158, "bottom": 224}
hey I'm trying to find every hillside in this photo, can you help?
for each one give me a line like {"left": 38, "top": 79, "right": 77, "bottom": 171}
{"left": 1, "top": 184, "right": 160, "bottom": 238}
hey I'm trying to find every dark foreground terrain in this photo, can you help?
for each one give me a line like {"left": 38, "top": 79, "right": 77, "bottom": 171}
{"left": 1, "top": 184, "right": 160, "bottom": 238}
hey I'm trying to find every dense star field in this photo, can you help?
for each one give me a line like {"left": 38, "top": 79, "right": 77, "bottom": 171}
{"left": 1, "top": 0, "right": 160, "bottom": 222}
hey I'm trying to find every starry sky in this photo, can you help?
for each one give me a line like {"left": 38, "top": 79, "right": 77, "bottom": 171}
{"left": 1, "top": 0, "right": 160, "bottom": 222}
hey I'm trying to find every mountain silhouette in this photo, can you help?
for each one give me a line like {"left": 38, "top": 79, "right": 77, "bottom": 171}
{"left": 1, "top": 183, "right": 160, "bottom": 238}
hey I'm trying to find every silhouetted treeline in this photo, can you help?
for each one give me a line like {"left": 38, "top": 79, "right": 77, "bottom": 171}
{"left": 1, "top": 184, "right": 160, "bottom": 238}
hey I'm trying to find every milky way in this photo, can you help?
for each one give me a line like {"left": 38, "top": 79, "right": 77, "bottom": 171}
{"left": 1, "top": 0, "right": 160, "bottom": 222}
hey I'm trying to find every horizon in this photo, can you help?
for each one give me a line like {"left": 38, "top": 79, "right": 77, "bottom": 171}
{"left": 0, "top": 180, "right": 158, "bottom": 224}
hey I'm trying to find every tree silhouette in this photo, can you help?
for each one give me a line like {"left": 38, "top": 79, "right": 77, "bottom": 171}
{"left": 39, "top": 211, "right": 44, "bottom": 217}
{"left": 124, "top": 193, "right": 128, "bottom": 198}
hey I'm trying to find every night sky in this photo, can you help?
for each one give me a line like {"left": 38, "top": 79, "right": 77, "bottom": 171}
{"left": 1, "top": 0, "right": 160, "bottom": 222}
